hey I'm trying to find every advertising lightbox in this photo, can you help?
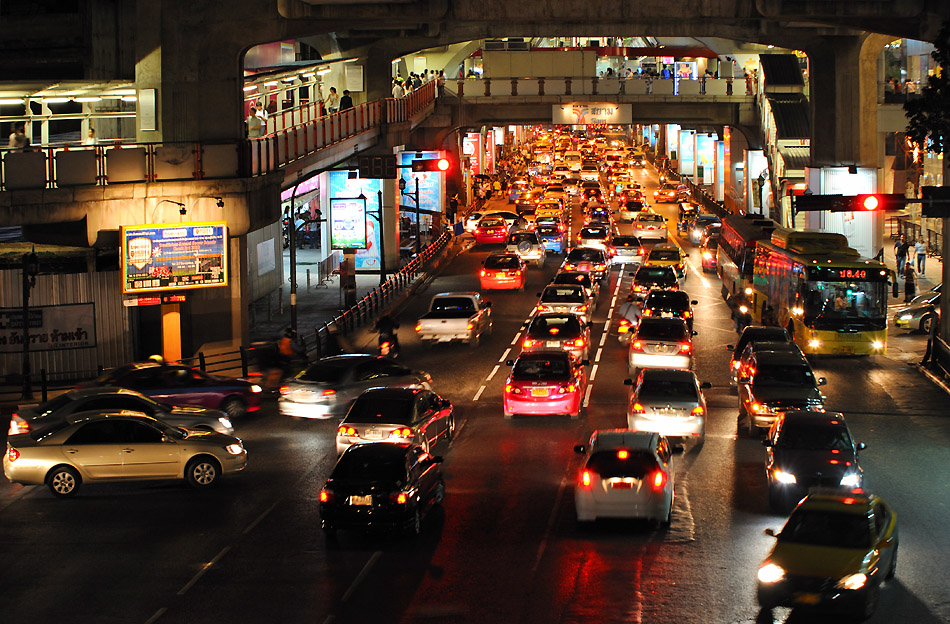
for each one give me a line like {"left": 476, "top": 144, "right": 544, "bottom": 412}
{"left": 121, "top": 222, "right": 228, "bottom": 294}
{"left": 327, "top": 171, "right": 382, "bottom": 270}
{"left": 329, "top": 197, "right": 368, "bottom": 250}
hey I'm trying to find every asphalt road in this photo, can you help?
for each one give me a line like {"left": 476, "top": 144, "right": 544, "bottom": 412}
{"left": 2, "top": 167, "right": 949, "bottom": 624}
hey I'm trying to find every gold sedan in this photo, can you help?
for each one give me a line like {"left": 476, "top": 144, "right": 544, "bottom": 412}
{"left": 3, "top": 410, "right": 247, "bottom": 497}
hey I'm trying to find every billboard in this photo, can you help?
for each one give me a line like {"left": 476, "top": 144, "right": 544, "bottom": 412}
{"left": 121, "top": 222, "right": 228, "bottom": 294}
{"left": 552, "top": 103, "right": 632, "bottom": 125}
{"left": 0, "top": 303, "right": 96, "bottom": 353}
{"left": 329, "top": 197, "right": 368, "bottom": 250}
{"left": 678, "top": 131, "right": 695, "bottom": 176}
{"left": 398, "top": 151, "right": 444, "bottom": 215}
{"left": 696, "top": 133, "right": 716, "bottom": 183}
{"left": 327, "top": 171, "right": 382, "bottom": 270}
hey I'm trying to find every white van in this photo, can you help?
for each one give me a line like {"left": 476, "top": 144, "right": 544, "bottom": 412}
{"left": 563, "top": 151, "right": 582, "bottom": 172}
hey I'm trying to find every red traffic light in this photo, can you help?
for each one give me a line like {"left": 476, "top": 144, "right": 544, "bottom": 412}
{"left": 411, "top": 158, "right": 451, "bottom": 172}
{"left": 852, "top": 193, "right": 905, "bottom": 212}
{"left": 860, "top": 195, "right": 879, "bottom": 210}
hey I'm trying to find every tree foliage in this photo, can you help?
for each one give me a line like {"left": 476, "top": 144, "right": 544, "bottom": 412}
{"left": 905, "top": 20, "right": 950, "bottom": 155}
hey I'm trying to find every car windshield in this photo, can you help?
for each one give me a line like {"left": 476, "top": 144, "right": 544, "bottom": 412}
{"left": 480, "top": 219, "right": 504, "bottom": 227}
{"left": 485, "top": 255, "right": 521, "bottom": 269}
{"left": 344, "top": 397, "right": 414, "bottom": 425}
{"left": 777, "top": 423, "right": 854, "bottom": 451}
{"left": 645, "top": 292, "right": 689, "bottom": 309}
{"left": 528, "top": 315, "right": 582, "bottom": 337}
{"left": 636, "top": 320, "right": 688, "bottom": 341}
{"left": 586, "top": 450, "right": 658, "bottom": 478}
{"left": 580, "top": 228, "right": 607, "bottom": 239}
{"left": 613, "top": 236, "right": 641, "bottom": 248}
{"left": 636, "top": 266, "right": 676, "bottom": 282}
{"left": 536, "top": 226, "right": 560, "bottom": 237}
{"left": 753, "top": 364, "right": 815, "bottom": 387}
{"left": 297, "top": 361, "right": 351, "bottom": 383}
{"left": 779, "top": 510, "right": 871, "bottom": 549}
{"left": 512, "top": 356, "right": 571, "bottom": 380}
{"left": 567, "top": 249, "right": 606, "bottom": 262}
{"left": 509, "top": 233, "right": 538, "bottom": 244}
{"left": 541, "top": 286, "right": 585, "bottom": 303}
{"left": 431, "top": 297, "right": 476, "bottom": 313}
{"left": 637, "top": 378, "right": 698, "bottom": 401}
{"left": 803, "top": 281, "right": 888, "bottom": 331}
{"left": 649, "top": 249, "right": 681, "bottom": 262}
{"left": 332, "top": 448, "right": 408, "bottom": 483}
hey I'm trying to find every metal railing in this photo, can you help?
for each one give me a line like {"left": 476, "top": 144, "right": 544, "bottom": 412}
{"left": 448, "top": 76, "right": 748, "bottom": 98}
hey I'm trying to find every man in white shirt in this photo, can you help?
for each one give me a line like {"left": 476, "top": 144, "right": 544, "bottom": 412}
{"left": 246, "top": 107, "right": 263, "bottom": 138}
{"left": 392, "top": 80, "right": 405, "bottom": 98}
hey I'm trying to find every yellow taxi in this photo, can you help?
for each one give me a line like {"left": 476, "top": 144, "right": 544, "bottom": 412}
{"left": 757, "top": 491, "right": 898, "bottom": 620}
{"left": 644, "top": 242, "right": 687, "bottom": 280}
{"left": 536, "top": 199, "right": 564, "bottom": 220}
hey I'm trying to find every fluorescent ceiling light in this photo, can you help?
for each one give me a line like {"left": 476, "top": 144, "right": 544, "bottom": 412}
{"left": 0, "top": 98, "right": 24, "bottom": 104}
{"left": 121, "top": 96, "right": 137, "bottom": 102}
{"left": 316, "top": 69, "right": 331, "bottom": 75}
{"left": 263, "top": 81, "right": 279, "bottom": 86}
{"left": 301, "top": 72, "right": 315, "bottom": 78}
{"left": 43, "top": 97, "right": 70, "bottom": 103}
{"left": 74, "top": 97, "right": 102, "bottom": 102}
{"left": 243, "top": 85, "right": 258, "bottom": 91}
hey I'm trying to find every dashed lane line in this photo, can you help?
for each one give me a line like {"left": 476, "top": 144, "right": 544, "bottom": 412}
{"left": 341, "top": 551, "right": 382, "bottom": 602}
{"left": 594, "top": 347, "right": 603, "bottom": 362}
{"left": 499, "top": 348, "right": 511, "bottom": 363}
{"left": 510, "top": 332, "right": 523, "bottom": 346}
{"left": 177, "top": 546, "right": 231, "bottom": 596}
{"left": 473, "top": 385, "right": 487, "bottom": 401}
{"left": 486, "top": 364, "right": 501, "bottom": 381}
{"left": 599, "top": 332, "right": 608, "bottom": 347}
{"left": 583, "top": 383, "right": 594, "bottom": 407}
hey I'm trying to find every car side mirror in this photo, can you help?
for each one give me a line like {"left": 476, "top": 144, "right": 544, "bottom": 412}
{"left": 623, "top": 378, "right": 633, "bottom": 385}
{"left": 762, "top": 439, "right": 773, "bottom": 447}
{"left": 691, "top": 300, "right": 698, "bottom": 305}
{"left": 573, "top": 444, "right": 586, "bottom": 454}
{"left": 505, "top": 359, "right": 514, "bottom": 366}
{"left": 817, "top": 377, "right": 827, "bottom": 386}
{"left": 700, "top": 381, "right": 712, "bottom": 389}
{"left": 691, "top": 331, "right": 698, "bottom": 336}
{"left": 764, "top": 528, "right": 777, "bottom": 538}
{"left": 857, "top": 442, "right": 867, "bottom": 451}
{"left": 726, "top": 345, "right": 734, "bottom": 351}
{"left": 432, "top": 455, "right": 444, "bottom": 463}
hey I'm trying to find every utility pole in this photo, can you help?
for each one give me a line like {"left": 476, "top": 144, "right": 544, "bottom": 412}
{"left": 399, "top": 177, "right": 422, "bottom": 256}
{"left": 20, "top": 248, "right": 39, "bottom": 400}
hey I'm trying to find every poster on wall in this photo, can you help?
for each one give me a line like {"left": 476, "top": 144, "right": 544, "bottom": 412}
{"left": 463, "top": 133, "right": 480, "bottom": 175}
{"left": 329, "top": 197, "right": 368, "bottom": 250}
{"left": 678, "top": 131, "right": 695, "bottom": 176}
{"left": 484, "top": 135, "right": 495, "bottom": 174}
{"left": 327, "top": 171, "right": 382, "bottom": 270}
{"left": 398, "top": 151, "right": 445, "bottom": 215}
{"left": 121, "top": 222, "right": 228, "bottom": 294}
{"left": 552, "top": 104, "right": 632, "bottom": 125}
{"left": 696, "top": 133, "right": 716, "bottom": 183}
{"left": 666, "top": 124, "right": 680, "bottom": 159}
{"left": 0, "top": 302, "right": 97, "bottom": 353}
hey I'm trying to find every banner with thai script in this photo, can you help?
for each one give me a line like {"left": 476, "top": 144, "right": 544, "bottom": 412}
{"left": 552, "top": 104, "right": 632, "bottom": 125}
{"left": 0, "top": 303, "right": 96, "bottom": 353}
{"left": 121, "top": 222, "right": 228, "bottom": 294}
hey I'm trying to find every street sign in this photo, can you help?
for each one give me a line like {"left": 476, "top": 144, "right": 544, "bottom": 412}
{"left": 921, "top": 186, "right": 950, "bottom": 218}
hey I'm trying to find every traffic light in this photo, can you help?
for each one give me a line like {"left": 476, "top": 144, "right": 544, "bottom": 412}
{"left": 411, "top": 157, "right": 451, "bottom": 172}
{"left": 794, "top": 193, "right": 907, "bottom": 213}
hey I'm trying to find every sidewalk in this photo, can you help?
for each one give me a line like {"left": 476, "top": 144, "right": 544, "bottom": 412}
{"left": 881, "top": 237, "right": 942, "bottom": 303}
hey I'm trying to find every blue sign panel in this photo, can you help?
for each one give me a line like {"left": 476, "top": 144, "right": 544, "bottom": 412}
{"left": 121, "top": 222, "right": 228, "bottom": 294}
{"left": 327, "top": 171, "right": 382, "bottom": 270}
{"left": 398, "top": 150, "right": 444, "bottom": 215}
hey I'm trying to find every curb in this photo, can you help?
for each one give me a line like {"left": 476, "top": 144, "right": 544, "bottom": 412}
{"left": 917, "top": 363, "right": 950, "bottom": 397}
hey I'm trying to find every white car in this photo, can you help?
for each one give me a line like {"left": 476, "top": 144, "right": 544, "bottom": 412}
{"left": 464, "top": 212, "right": 484, "bottom": 233}
{"left": 631, "top": 213, "right": 668, "bottom": 242}
{"left": 506, "top": 230, "right": 546, "bottom": 266}
{"left": 573, "top": 429, "right": 674, "bottom": 526}
{"left": 625, "top": 368, "right": 710, "bottom": 443}
{"left": 628, "top": 317, "right": 695, "bottom": 376}
{"left": 579, "top": 165, "right": 600, "bottom": 181}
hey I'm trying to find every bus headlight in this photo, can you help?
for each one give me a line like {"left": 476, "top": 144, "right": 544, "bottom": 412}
{"left": 871, "top": 340, "right": 885, "bottom": 350}
{"left": 808, "top": 339, "right": 822, "bottom": 349}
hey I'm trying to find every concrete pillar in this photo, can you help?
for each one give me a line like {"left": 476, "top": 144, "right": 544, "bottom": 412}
{"left": 364, "top": 47, "right": 397, "bottom": 101}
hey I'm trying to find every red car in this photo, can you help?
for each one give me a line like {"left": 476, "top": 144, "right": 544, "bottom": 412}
{"left": 474, "top": 216, "right": 510, "bottom": 245}
{"left": 503, "top": 350, "right": 588, "bottom": 419}
{"left": 700, "top": 236, "right": 719, "bottom": 273}
{"left": 480, "top": 253, "right": 527, "bottom": 290}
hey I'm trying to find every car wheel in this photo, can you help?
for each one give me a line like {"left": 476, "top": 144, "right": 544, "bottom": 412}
{"left": 186, "top": 456, "right": 221, "bottom": 488}
{"left": 220, "top": 397, "right": 246, "bottom": 419}
{"left": 433, "top": 480, "right": 446, "bottom": 505}
{"left": 886, "top": 545, "right": 898, "bottom": 580}
{"left": 407, "top": 508, "right": 423, "bottom": 537}
{"left": 47, "top": 466, "right": 81, "bottom": 498}
{"left": 503, "top": 411, "right": 514, "bottom": 420}
{"left": 857, "top": 582, "right": 880, "bottom": 621}
{"left": 469, "top": 332, "right": 480, "bottom": 348}
{"left": 921, "top": 314, "right": 934, "bottom": 334}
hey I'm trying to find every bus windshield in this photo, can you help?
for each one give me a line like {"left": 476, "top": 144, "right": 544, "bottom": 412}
{"left": 803, "top": 281, "right": 887, "bottom": 330}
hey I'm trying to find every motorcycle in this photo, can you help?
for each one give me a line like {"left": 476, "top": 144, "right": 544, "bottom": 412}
{"left": 378, "top": 330, "right": 400, "bottom": 358}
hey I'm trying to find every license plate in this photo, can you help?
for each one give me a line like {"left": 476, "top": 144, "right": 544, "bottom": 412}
{"left": 834, "top": 346, "right": 854, "bottom": 354}
{"left": 794, "top": 593, "right": 821, "bottom": 605}
{"left": 611, "top": 481, "right": 633, "bottom": 489}
{"left": 530, "top": 387, "right": 549, "bottom": 397}
{"left": 546, "top": 341, "right": 561, "bottom": 347}
{"left": 349, "top": 495, "right": 372, "bottom": 506}
{"left": 363, "top": 430, "right": 383, "bottom": 440}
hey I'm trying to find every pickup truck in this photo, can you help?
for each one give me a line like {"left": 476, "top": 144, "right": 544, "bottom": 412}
{"left": 415, "top": 292, "right": 493, "bottom": 347}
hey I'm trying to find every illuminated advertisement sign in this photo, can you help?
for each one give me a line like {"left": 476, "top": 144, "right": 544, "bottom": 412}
{"left": 398, "top": 151, "right": 445, "bottom": 216}
{"left": 329, "top": 197, "right": 367, "bottom": 250}
{"left": 121, "top": 222, "right": 228, "bottom": 294}
{"left": 463, "top": 133, "right": 480, "bottom": 174}
{"left": 678, "top": 131, "right": 695, "bottom": 176}
{"left": 327, "top": 171, "right": 381, "bottom": 270}
{"left": 666, "top": 124, "right": 680, "bottom": 159}
{"left": 552, "top": 103, "right": 632, "bottom": 125}
{"left": 696, "top": 133, "right": 716, "bottom": 183}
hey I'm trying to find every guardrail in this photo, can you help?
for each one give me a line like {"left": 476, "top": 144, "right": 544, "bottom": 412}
{"left": 0, "top": 230, "right": 454, "bottom": 407}
{"left": 449, "top": 76, "right": 747, "bottom": 98}
{"left": 0, "top": 82, "right": 437, "bottom": 192}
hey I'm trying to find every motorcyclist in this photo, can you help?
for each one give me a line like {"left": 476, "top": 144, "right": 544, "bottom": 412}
{"left": 278, "top": 328, "right": 306, "bottom": 370}
{"left": 373, "top": 314, "right": 400, "bottom": 356}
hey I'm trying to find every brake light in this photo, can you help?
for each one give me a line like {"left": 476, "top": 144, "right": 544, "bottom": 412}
{"left": 523, "top": 338, "right": 540, "bottom": 348}
{"left": 537, "top": 305, "right": 553, "bottom": 313}
{"left": 319, "top": 488, "right": 333, "bottom": 503}
{"left": 594, "top": 264, "right": 606, "bottom": 271}
{"left": 651, "top": 470, "right": 667, "bottom": 492}
{"left": 638, "top": 247, "right": 646, "bottom": 255}
{"left": 679, "top": 343, "right": 691, "bottom": 353}
{"left": 572, "top": 338, "right": 586, "bottom": 347}
{"left": 556, "top": 383, "right": 577, "bottom": 394}
{"left": 691, "top": 406, "right": 705, "bottom": 416}
{"left": 466, "top": 322, "right": 475, "bottom": 330}
{"left": 571, "top": 305, "right": 588, "bottom": 314}
{"left": 389, "top": 427, "right": 412, "bottom": 438}
{"left": 641, "top": 308, "right": 653, "bottom": 317}
{"left": 579, "top": 470, "right": 593, "bottom": 489}
{"left": 608, "top": 247, "right": 616, "bottom": 255}
{"left": 683, "top": 311, "right": 692, "bottom": 318}
{"left": 480, "top": 270, "right": 487, "bottom": 277}
{"left": 505, "top": 383, "right": 522, "bottom": 394}
{"left": 631, "top": 341, "right": 644, "bottom": 351}
{"left": 337, "top": 425, "right": 358, "bottom": 437}
{"left": 619, "top": 319, "right": 630, "bottom": 327}
{"left": 630, "top": 402, "right": 645, "bottom": 414}
{"left": 634, "top": 284, "right": 646, "bottom": 292}
{"left": 390, "top": 491, "right": 409, "bottom": 505}
{"left": 676, "top": 263, "right": 684, "bottom": 269}
{"left": 751, "top": 403, "right": 768, "bottom": 414}
{"left": 7, "top": 448, "right": 20, "bottom": 463}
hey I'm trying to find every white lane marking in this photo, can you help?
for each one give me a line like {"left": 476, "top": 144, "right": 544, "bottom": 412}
{"left": 499, "top": 348, "right": 511, "bottom": 363}
{"left": 583, "top": 383, "right": 594, "bottom": 407}
{"left": 599, "top": 332, "right": 608, "bottom": 347}
{"left": 688, "top": 261, "right": 709, "bottom": 288}
{"left": 510, "top": 332, "right": 522, "bottom": 345}
{"left": 473, "top": 385, "right": 487, "bottom": 401}
{"left": 342, "top": 551, "right": 382, "bottom": 602}
{"left": 243, "top": 501, "right": 278, "bottom": 535}
{"left": 611, "top": 295, "right": 618, "bottom": 307}
{"left": 594, "top": 347, "right": 603, "bottom": 362}
{"left": 532, "top": 476, "right": 568, "bottom": 572}
{"left": 486, "top": 364, "right": 501, "bottom": 381}
{"left": 144, "top": 608, "right": 167, "bottom": 624}
{"left": 603, "top": 320, "right": 610, "bottom": 332}
{"left": 177, "top": 546, "right": 231, "bottom": 595}
{"left": 589, "top": 363, "right": 599, "bottom": 381}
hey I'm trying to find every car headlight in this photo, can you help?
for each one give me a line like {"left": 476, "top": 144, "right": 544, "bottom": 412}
{"left": 757, "top": 563, "right": 785, "bottom": 584}
{"left": 250, "top": 384, "right": 263, "bottom": 393}
{"left": 839, "top": 473, "right": 862, "bottom": 488}
{"left": 225, "top": 443, "right": 244, "bottom": 455}
{"left": 218, "top": 417, "right": 233, "bottom": 429}
{"left": 836, "top": 573, "right": 867, "bottom": 590}
{"left": 773, "top": 469, "right": 797, "bottom": 485}
{"left": 899, "top": 314, "right": 913, "bottom": 321}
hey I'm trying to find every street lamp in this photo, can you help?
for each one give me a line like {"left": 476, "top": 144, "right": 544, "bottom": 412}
{"left": 398, "top": 176, "right": 421, "bottom": 255}
{"left": 20, "top": 247, "right": 39, "bottom": 400}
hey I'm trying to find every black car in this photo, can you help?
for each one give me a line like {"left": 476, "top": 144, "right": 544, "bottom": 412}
{"left": 630, "top": 265, "right": 678, "bottom": 300}
{"left": 687, "top": 215, "right": 721, "bottom": 244}
{"left": 319, "top": 442, "right": 445, "bottom": 536}
{"left": 553, "top": 270, "right": 600, "bottom": 303}
{"left": 763, "top": 411, "right": 865, "bottom": 511}
{"left": 727, "top": 326, "right": 792, "bottom": 384}
{"left": 641, "top": 290, "right": 699, "bottom": 330}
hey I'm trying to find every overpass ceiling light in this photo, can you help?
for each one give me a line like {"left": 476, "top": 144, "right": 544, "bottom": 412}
{"left": 281, "top": 77, "right": 297, "bottom": 83}
{"left": 243, "top": 85, "right": 258, "bottom": 91}
{"left": 74, "top": 97, "right": 101, "bottom": 102}
{"left": 316, "top": 68, "right": 331, "bottom": 75}
{"left": 0, "top": 98, "right": 24, "bottom": 105}
{"left": 301, "top": 72, "right": 315, "bottom": 78}
{"left": 42, "top": 97, "right": 70, "bottom": 103}
{"left": 121, "top": 96, "right": 137, "bottom": 102}
{"left": 263, "top": 80, "right": 279, "bottom": 86}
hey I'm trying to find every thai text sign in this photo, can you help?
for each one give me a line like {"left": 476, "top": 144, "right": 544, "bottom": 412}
{"left": 329, "top": 197, "right": 368, "bottom": 250}
{"left": 0, "top": 303, "right": 96, "bottom": 353}
{"left": 553, "top": 104, "right": 632, "bottom": 125}
{"left": 121, "top": 222, "right": 228, "bottom": 294}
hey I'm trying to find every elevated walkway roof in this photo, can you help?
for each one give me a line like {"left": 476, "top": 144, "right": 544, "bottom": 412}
{"left": 759, "top": 54, "right": 805, "bottom": 87}
{"left": 767, "top": 94, "right": 810, "bottom": 140}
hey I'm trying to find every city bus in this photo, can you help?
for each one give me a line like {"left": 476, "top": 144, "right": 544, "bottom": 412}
{"left": 716, "top": 214, "right": 777, "bottom": 300}
{"left": 751, "top": 227, "right": 890, "bottom": 356}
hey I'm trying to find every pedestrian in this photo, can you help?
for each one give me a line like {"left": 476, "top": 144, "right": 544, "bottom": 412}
{"left": 392, "top": 80, "right": 405, "bottom": 98}
{"left": 339, "top": 89, "right": 353, "bottom": 111}
{"left": 246, "top": 106, "right": 263, "bottom": 138}
{"left": 915, "top": 236, "right": 927, "bottom": 274}
{"left": 437, "top": 70, "right": 446, "bottom": 96}
{"left": 324, "top": 87, "right": 339, "bottom": 113}
{"left": 412, "top": 73, "right": 422, "bottom": 90}
{"left": 8, "top": 123, "right": 28, "bottom": 151}
{"left": 894, "top": 234, "right": 909, "bottom": 275}
{"left": 922, "top": 310, "right": 938, "bottom": 364}
{"left": 903, "top": 263, "right": 917, "bottom": 302}
{"left": 82, "top": 127, "right": 98, "bottom": 145}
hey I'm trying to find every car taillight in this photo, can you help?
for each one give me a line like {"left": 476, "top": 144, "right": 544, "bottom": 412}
{"left": 608, "top": 247, "right": 616, "bottom": 255}
{"left": 619, "top": 318, "right": 631, "bottom": 327}
{"left": 337, "top": 425, "right": 358, "bottom": 437}
{"left": 511, "top": 270, "right": 522, "bottom": 276}
{"left": 7, "top": 448, "right": 20, "bottom": 463}
{"left": 683, "top": 311, "right": 692, "bottom": 318}
{"left": 505, "top": 383, "right": 523, "bottom": 394}
{"left": 571, "top": 305, "right": 588, "bottom": 314}
{"left": 638, "top": 247, "right": 646, "bottom": 255}
{"left": 634, "top": 284, "right": 646, "bottom": 292}
{"left": 466, "top": 322, "right": 475, "bottom": 330}
{"left": 564, "top": 263, "right": 576, "bottom": 270}
{"left": 523, "top": 338, "right": 539, "bottom": 348}
{"left": 641, "top": 309, "right": 653, "bottom": 317}
{"left": 537, "top": 305, "right": 553, "bottom": 313}
{"left": 390, "top": 491, "right": 409, "bottom": 505}
{"left": 752, "top": 403, "right": 769, "bottom": 414}
{"left": 321, "top": 389, "right": 336, "bottom": 396}
{"left": 691, "top": 406, "right": 705, "bottom": 416}
{"left": 579, "top": 470, "right": 593, "bottom": 489}
{"left": 556, "top": 383, "right": 577, "bottom": 394}
{"left": 572, "top": 338, "right": 586, "bottom": 347}
{"left": 319, "top": 488, "right": 333, "bottom": 503}
{"left": 631, "top": 341, "right": 644, "bottom": 351}
{"left": 676, "top": 263, "right": 684, "bottom": 269}
{"left": 594, "top": 264, "right": 606, "bottom": 271}
{"left": 389, "top": 427, "right": 413, "bottom": 438}
{"left": 630, "top": 402, "right": 645, "bottom": 414}
{"left": 415, "top": 323, "right": 422, "bottom": 332}
{"left": 679, "top": 343, "right": 691, "bottom": 353}
{"left": 480, "top": 270, "right": 487, "bottom": 277}
{"left": 702, "top": 251, "right": 713, "bottom": 260}
{"left": 651, "top": 470, "right": 667, "bottom": 492}
{"left": 8, "top": 417, "right": 29, "bottom": 436}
